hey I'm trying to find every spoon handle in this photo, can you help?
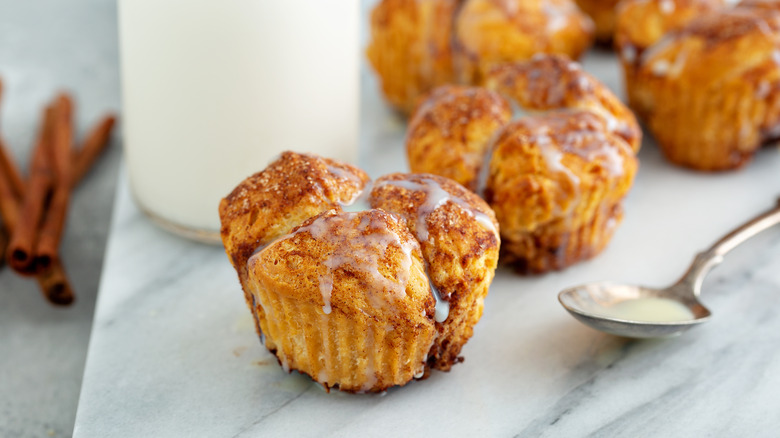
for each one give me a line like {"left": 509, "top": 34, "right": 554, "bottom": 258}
{"left": 678, "top": 198, "right": 780, "bottom": 295}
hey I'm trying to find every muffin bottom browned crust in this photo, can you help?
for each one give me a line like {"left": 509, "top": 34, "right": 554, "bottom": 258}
{"left": 500, "top": 202, "right": 623, "bottom": 273}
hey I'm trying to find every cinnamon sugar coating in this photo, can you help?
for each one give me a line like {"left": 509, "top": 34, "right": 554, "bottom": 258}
{"left": 366, "top": 0, "right": 595, "bottom": 114}
{"left": 574, "top": 0, "right": 621, "bottom": 42}
{"left": 219, "top": 153, "right": 499, "bottom": 392}
{"left": 485, "top": 112, "right": 637, "bottom": 272}
{"left": 249, "top": 209, "right": 436, "bottom": 392}
{"left": 406, "top": 85, "right": 513, "bottom": 191}
{"left": 484, "top": 55, "right": 641, "bottom": 152}
{"left": 455, "top": 0, "right": 594, "bottom": 84}
{"left": 406, "top": 55, "right": 639, "bottom": 273}
{"left": 371, "top": 173, "right": 499, "bottom": 369}
{"left": 617, "top": 1, "right": 780, "bottom": 170}
{"left": 366, "top": 0, "right": 459, "bottom": 114}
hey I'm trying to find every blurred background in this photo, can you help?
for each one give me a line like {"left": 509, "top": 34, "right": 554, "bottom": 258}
{"left": 0, "top": 1, "right": 120, "bottom": 436}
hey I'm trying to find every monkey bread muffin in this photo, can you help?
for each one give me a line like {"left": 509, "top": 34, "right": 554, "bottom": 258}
{"left": 616, "top": 0, "right": 780, "bottom": 170}
{"left": 219, "top": 152, "right": 499, "bottom": 392}
{"left": 573, "top": 0, "right": 622, "bottom": 42}
{"left": 407, "top": 55, "right": 640, "bottom": 273}
{"left": 366, "top": 0, "right": 595, "bottom": 113}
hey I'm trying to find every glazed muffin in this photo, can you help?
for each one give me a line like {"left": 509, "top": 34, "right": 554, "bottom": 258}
{"left": 454, "top": 0, "right": 595, "bottom": 84}
{"left": 405, "top": 85, "right": 513, "bottom": 191}
{"left": 484, "top": 55, "right": 641, "bottom": 152}
{"left": 407, "top": 55, "right": 639, "bottom": 273}
{"left": 574, "top": 0, "right": 622, "bottom": 42}
{"left": 365, "top": 0, "right": 459, "bottom": 114}
{"left": 219, "top": 152, "right": 499, "bottom": 392}
{"left": 614, "top": 0, "right": 724, "bottom": 115}
{"left": 617, "top": 1, "right": 780, "bottom": 170}
{"left": 484, "top": 111, "right": 637, "bottom": 272}
{"left": 366, "top": 0, "right": 595, "bottom": 114}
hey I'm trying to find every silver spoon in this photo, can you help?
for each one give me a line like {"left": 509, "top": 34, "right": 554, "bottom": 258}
{"left": 559, "top": 198, "right": 780, "bottom": 338}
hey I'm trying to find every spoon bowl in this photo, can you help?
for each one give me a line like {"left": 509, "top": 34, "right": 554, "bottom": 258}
{"left": 558, "top": 198, "right": 780, "bottom": 338}
{"left": 558, "top": 282, "right": 711, "bottom": 338}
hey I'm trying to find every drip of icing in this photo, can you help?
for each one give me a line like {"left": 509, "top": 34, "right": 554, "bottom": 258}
{"left": 285, "top": 211, "right": 416, "bottom": 315}
{"left": 429, "top": 279, "right": 450, "bottom": 323}
{"left": 564, "top": 131, "right": 626, "bottom": 177}
{"left": 374, "top": 177, "right": 499, "bottom": 324}
{"left": 534, "top": 135, "right": 582, "bottom": 215}
{"left": 651, "top": 59, "right": 671, "bottom": 76}
{"left": 375, "top": 178, "right": 498, "bottom": 241}
{"left": 543, "top": 3, "right": 570, "bottom": 33}
{"left": 659, "top": 0, "right": 675, "bottom": 14}
{"left": 475, "top": 130, "right": 502, "bottom": 199}
{"left": 650, "top": 50, "right": 689, "bottom": 77}
{"left": 327, "top": 164, "right": 362, "bottom": 186}
{"left": 535, "top": 135, "right": 581, "bottom": 186}
{"left": 622, "top": 45, "right": 637, "bottom": 64}
{"left": 341, "top": 180, "right": 374, "bottom": 213}
{"left": 639, "top": 34, "right": 675, "bottom": 66}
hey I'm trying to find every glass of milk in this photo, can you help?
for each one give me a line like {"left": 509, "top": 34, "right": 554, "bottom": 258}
{"left": 118, "top": 0, "right": 360, "bottom": 243}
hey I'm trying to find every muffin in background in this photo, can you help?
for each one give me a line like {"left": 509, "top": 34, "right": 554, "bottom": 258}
{"left": 407, "top": 55, "right": 639, "bottom": 273}
{"left": 366, "top": 0, "right": 595, "bottom": 114}
{"left": 616, "top": 0, "right": 780, "bottom": 170}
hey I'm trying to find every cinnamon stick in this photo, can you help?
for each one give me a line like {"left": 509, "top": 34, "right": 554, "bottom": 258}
{"left": 72, "top": 114, "right": 115, "bottom": 185}
{"left": 6, "top": 106, "right": 55, "bottom": 276}
{"left": 0, "top": 78, "right": 25, "bottom": 198}
{"left": 0, "top": 220, "right": 8, "bottom": 269}
{"left": 50, "top": 94, "right": 74, "bottom": 185}
{"left": 0, "top": 137, "right": 25, "bottom": 199}
{"left": 0, "top": 141, "right": 22, "bottom": 231}
{"left": 34, "top": 95, "right": 74, "bottom": 272}
{"left": 35, "top": 258, "right": 74, "bottom": 305}
{"left": 0, "top": 124, "right": 73, "bottom": 305}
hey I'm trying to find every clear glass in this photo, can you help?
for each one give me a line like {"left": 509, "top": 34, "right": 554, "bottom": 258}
{"left": 118, "top": 0, "right": 360, "bottom": 244}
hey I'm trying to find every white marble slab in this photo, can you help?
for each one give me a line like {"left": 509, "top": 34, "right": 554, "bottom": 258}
{"left": 74, "top": 40, "right": 780, "bottom": 438}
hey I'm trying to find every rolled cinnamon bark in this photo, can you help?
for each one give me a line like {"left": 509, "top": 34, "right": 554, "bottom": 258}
{"left": 0, "top": 127, "right": 73, "bottom": 305}
{"left": 0, "top": 137, "right": 25, "bottom": 199}
{"left": 72, "top": 114, "right": 115, "bottom": 185}
{"left": 6, "top": 106, "right": 55, "bottom": 276}
{"left": 34, "top": 94, "right": 74, "bottom": 272}
{"left": 0, "top": 220, "right": 8, "bottom": 269}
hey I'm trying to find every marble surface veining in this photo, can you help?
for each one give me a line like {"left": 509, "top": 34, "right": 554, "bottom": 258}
{"left": 74, "top": 8, "right": 780, "bottom": 438}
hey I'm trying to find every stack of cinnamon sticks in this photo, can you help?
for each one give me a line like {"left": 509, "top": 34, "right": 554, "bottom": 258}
{"left": 0, "top": 78, "right": 115, "bottom": 305}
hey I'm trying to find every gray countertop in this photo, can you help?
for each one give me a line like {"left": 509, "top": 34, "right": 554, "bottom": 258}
{"left": 0, "top": 1, "right": 120, "bottom": 437}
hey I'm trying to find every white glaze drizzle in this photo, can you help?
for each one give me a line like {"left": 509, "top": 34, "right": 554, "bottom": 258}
{"left": 542, "top": 2, "right": 571, "bottom": 33}
{"left": 287, "top": 211, "right": 416, "bottom": 315}
{"left": 621, "top": 44, "right": 637, "bottom": 64}
{"left": 374, "top": 177, "right": 499, "bottom": 324}
{"left": 341, "top": 180, "right": 374, "bottom": 213}
{"left": 476, "top": 129, "right": 505, "bottom": 199}
{"left": 659, "top": 0, "right": 675, "bottom": 14}
{"left": 429, "top": 279, "right": 450, "bottom": 323}
{"left": 651, "top": 59, "right": 671, "bottom": 76}
{"left": 534, "top": 134, "right": 582, "bottom": 188}
{"left": 375, "top": 178, "right": 498, "bottom": 241}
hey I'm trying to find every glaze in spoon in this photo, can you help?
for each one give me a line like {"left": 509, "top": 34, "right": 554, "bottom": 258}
{"left": 559, "top": 198, "right": 780, "bottom": 338}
